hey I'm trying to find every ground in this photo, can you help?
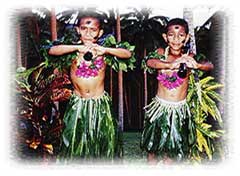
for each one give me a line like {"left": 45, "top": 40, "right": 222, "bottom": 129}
{"left": 122, "top": 132, "right": 147, "bottom": 164}
{"left": 15, "top": 131, "right": 225, "bottom": 165}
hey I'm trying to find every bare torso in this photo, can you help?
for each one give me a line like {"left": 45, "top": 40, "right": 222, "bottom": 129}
{"left": 156, "top": 69, "right": 189, "bottom": 101}
{"left": 156, "top": 48, "right": 190, "bottom": 102}
{"left": 70, "top": 53, "right": 106, "bottom": 98}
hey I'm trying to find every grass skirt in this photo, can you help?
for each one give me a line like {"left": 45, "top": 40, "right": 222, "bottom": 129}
{"left": 58, "top": 92, "right": 121, "bottom": 161}
{"left": 141, "top": 96, "right": 196, "bottom": 160}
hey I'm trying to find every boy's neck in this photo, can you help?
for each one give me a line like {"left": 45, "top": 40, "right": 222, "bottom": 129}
{"left": 83, "top": 42, "right": 95, "bottom": 45}
{"left": 169, "top": 48, "right": 182, "bottom": 57}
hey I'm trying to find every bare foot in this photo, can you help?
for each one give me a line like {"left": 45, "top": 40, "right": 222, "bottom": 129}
{"left": 147, "top": 153, "right": 158, "bottom": 165}
{"left": 162, "top": 155, "right": 173, "bottom": 164}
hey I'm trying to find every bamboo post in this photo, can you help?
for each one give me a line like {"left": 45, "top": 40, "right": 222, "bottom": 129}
{"left": 116, "top": 9, "right": 124, "bottom": 131}
{"left": 143, "top": 48, "right": 147, "bottom": 107}
{"left": 16, "top": 24, "right": 22, "bottom": 67}
{"left": 142, "top": 47, "right": 147, "bottom": 128}
{"left": 183, "top": 8, "right": 196, "bottom": 54}
{"left": 50, "top": 7, "right": 59, "bottom": 127}
{"left": 110, "top": 67, "right": 113, "bottom": 97}
{"left": 50, "top": 8, "right": 57, "bottom": 41}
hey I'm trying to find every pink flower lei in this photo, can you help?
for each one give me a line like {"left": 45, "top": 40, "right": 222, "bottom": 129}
{"left": 156, "top": 46, "right": 185, "bottom": 89}
{"left": 157, "top": 71, "right": 184, "bottom": 89}
{"left": 75, "top": 56, "right": 105, "bottom": 78}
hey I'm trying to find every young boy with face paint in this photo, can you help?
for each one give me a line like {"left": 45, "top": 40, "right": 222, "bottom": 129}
{"left": 49, "top": 15, "right": 131, "bottom": 161}
{"left": 141, "top": 18, "right": 213, "bottom": 164}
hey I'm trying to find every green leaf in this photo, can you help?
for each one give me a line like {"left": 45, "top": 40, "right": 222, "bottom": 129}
{"left": 196, "top": 129, "right": 212, "bottom": 160}
{"left": 141, "top": 50, "right": 166, "bottom": 73}
{"left": 187, "top": 71, "right": 224, "bottom": 161}
{"left": 102, "top": 35, "right": 117, "bottom": 47}
{"left": 205, "top": 84, "right": 224, "bottom": 91}
{"left": 102, "top": 35, "right": 136, "bottom": 72}
{"left": 40, "top": 32, "right": 78, "bottom": 72}
{"left": 200, "top": 76, "right": 214, "bottom": 85}
{"left": 207, "top": 90, "right": 222, "bottom": 102}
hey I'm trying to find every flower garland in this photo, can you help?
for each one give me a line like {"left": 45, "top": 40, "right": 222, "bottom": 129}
{"left": 75, "top": 56, "right": 105, "bottom": 78}
{"left": 157, "top": 71, "right": 184, "bottom": 89}
{"left": 156, "top": 46, "right": 185, "bottom": 89}
{"left": 41, "top": 33, "right": 136, "bottom": 73}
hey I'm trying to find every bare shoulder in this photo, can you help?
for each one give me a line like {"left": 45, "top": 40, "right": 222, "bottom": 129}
{"left": 156, "top": 48, "right": 165, "bottom": 55}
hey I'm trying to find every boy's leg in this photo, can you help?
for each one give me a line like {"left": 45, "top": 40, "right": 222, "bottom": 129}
{"left": 162, "top": 154, "right": 173, "bottom": 164}
{"left": 147, "top": 152, "right": 158, "bottom": 164}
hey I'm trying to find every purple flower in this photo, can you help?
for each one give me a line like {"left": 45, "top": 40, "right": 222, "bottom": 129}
{"left": 157, "top": 72, "right": 184, "bottom": 89}
{"left": 75, "top": 58, "right": 105, "bottom": 78}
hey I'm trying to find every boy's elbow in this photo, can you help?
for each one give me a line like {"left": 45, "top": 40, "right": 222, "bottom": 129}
{"left": 48, "top": 48, "right": 54, "bottom": 55}
{"left": 120, "top": 51, "right": 132, "bottom": 59}
{"left": 48, "top": 46, "right": 60, "bottom": 55}
{"left": 146, "top": 59, "right": 162, "bottom": 69}
{"left": 48, "top": 46, "right": 57, "bottom": 55}
{"left": 210, "top": 63, "right": 214, "bottom": 70}
{"left": 206, "top": 62, "right": 214, "bottom": 71}
{"left": 120, "top": 48, "right": 132, "bottom": 58}
{"left": 126, "top": 51, "right": 132, "bottom": 58}
{"left": 146, "top": 59, "right": 154, "bottom": 67}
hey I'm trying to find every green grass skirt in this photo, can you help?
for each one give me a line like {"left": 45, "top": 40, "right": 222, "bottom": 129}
{"left": 58, "top": 92, "right": 121, "bottom": 161}
{"left": 141, "top": 96, "right": 196, "bottom": 160}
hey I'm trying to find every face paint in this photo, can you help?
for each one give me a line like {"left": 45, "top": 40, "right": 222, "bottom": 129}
{"left": 86, "top": 20, "right": 91, "bottom": 24}
{"left": 165, "top": 25, "right": 188, "bottom": 52}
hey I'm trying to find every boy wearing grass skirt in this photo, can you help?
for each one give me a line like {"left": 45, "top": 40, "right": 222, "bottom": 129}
{"left": 49, "top": 14, "right": 131, "bottom": 161}
{"left": 141, "top": 18, "right": 214, "bottom": 164}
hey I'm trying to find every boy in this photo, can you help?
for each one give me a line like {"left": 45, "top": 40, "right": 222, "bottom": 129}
{"left": 49, "top": 14, "right": 131, "bottom": 160}
{"left": 141, "top": 18, "right": 213, "bottom": 164}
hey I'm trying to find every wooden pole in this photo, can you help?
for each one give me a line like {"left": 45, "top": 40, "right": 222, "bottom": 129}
{"left": 183, "top": 8, "right": 196, "bottom": 54}
{"left": 109, "top": 9, "right": 115, "bottom": 97}
{"left": 116, "top": 9, "right": 124, "bottom": 131}
{"left": 50, "top": 8, "right": 57, "bottom": 41}
{"left": 143, "top": 48, "right": 147, "bottom": 107}
{"left": 16, "top": 24, "right": 22, "bottom": 67}
{"left": 142, "top": 47, "right": 147, "bottom": 128}
{"left": 50, "top": 8, "right": 59, "bottom": 122}
{"left": 110, "top": 68, "right": 113, "bottom": 97}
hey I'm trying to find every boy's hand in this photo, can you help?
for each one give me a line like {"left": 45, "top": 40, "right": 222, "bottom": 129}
{"left": 78, "top": 45, "right": 94, "bottom": 53}
{"left": 91, "top": 44, "right": 106, "bottom": 57}
{"left": 170, "top": 60, "right": 181, "bottom": 69}
{"left": 78, "top": 44, "right": 106, "bottom": 57}
{"left": 177, "top": 54, "right": 198, "bottom": 69}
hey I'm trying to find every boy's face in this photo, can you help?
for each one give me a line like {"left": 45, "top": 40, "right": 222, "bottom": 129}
{"left": 78, "top": 17, "right": 103, "bottom": 44}
{"left": 162, "top": 25, "right": 189, "bottom": 51}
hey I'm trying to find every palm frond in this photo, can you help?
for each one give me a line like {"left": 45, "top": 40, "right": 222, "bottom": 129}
{"left": 188, "top": 72, "right": 224, "bottom": 161}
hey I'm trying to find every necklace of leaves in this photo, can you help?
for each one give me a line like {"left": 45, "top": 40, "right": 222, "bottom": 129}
{"left": 75, "top": 51, "right": 104, "bottom": 78}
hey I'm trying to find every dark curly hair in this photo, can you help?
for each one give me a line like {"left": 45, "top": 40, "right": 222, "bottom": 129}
{"left": 165, "top": 18, "right": 189, "bottom": 34}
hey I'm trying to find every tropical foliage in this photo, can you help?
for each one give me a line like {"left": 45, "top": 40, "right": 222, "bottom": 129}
{"left": 102, "top": 34, "right": 136, "bottom": 72}
{"left": 120, "top": 8, "right": 168, "bottom": 53}
{"left": 40, "top": 27, "right": 79, "bottom": 71}
{"left": 188, "top": 72, "right": 224, "bottom": 162}
{"left": 15, "top": 63, "right": 72, "bottom": 157}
